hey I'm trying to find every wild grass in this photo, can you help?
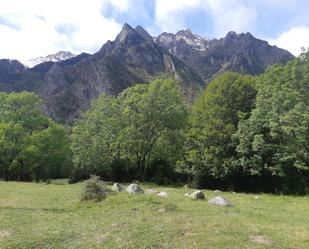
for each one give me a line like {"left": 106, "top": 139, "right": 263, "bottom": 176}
{"left": 0, "top": 180, "right": 309, "bottom": 248}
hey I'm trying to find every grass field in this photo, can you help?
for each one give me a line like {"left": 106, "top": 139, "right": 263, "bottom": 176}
{"left": 0, "top": 180, "right": 309, "bottom": 249}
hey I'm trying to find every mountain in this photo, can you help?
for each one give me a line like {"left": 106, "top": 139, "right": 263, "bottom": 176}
{"left": 40, "top": 24, "right": 203, "bottom": 122}
{"left": 0, "top": 24, "right": 294, "bottom": 123}
{"left": 23, "top": 51, "right": 77, "bottom": 68}
{"left": 156, "top": 30, "right": 294, "bottom": 82}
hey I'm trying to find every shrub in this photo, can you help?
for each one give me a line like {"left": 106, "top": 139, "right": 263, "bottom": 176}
{"left": 80, "top": 176, "right": 107, "bottom": 202}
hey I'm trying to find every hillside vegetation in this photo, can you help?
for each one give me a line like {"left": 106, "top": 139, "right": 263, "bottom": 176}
{"left": 1, "top": 51, "right": 309, "bottom": 194}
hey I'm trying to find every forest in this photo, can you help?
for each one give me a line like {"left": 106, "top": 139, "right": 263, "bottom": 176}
{"left": 1, "top": 51, "right": 309, "bottom": 194}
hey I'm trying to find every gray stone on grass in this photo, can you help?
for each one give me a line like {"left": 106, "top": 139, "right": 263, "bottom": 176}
{"left": 112, "top": 183, "right": 124, "bottom": 192}
{"left": 208, "top": 196, "right": 233, "bottom": 207}
{"left": 214, "top": 190, "right": 222, "bottom": 193}
{"left": 190, "top": 190, "right": 205, "bottom": 199}
{"left": 157, "top": 191, "right": 168, "bottom": 198}
{"left": 184, "top": 190, "right": 205, "bottom": 200}
{"left": 126, "top": 183, "right": 144, "bottom": 194}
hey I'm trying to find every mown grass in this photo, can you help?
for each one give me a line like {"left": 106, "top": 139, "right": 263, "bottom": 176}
{"left": 0, "top": 180, "right": 309, "bottom": 249}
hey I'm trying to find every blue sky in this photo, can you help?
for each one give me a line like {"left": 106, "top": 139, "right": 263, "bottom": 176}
{"left": 0, "top": 0, "right": 308, "bottom": 61}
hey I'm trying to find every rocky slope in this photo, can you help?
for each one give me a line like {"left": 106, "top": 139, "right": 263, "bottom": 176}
{"left": 39, "top": 24, "right": 203, "bottom": 122}
{"left": 156, "top": 30, "right": 293, "bottom": 82}
{"left": 0, "top": 24, "right": 294, "bottom": 123}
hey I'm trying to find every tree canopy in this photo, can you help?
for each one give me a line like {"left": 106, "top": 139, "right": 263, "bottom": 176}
{"left": 71, "top": 78, "right": 188, "bottom": 182}
{"left": 180, "top": 72, "right": 257, "bottom": 187}
{"left": 0, "top": 92, "right": 71, "bottom": 181}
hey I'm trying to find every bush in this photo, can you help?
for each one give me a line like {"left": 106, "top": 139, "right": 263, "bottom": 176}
{"left": 80, "top": 176, "right": 107, "bottom": 202}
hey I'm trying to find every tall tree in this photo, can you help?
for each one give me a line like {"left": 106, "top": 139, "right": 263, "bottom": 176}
{"left": 71, "top": 78, "right": 188, "bottom": 181}
{"left": 235, "top": 52, "right": 309, "bottom": 193}
{"left": 181, "top": 72, "right": 257, "bottom": 187}
{"left": 0, "top": 92, "right": 71, "bottom": 181}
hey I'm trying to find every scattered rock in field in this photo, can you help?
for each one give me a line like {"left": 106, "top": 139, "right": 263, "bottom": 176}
{"left": 254, "top": 195, "right": 259, "bottom": 199}
{"left": 208, "top": 196, "right": 233, "bottom": 207}
{"left": 184, "top": 190, "right": 205, "bottom": 200}
{"left": 190, "top": 190, "right": 205, "bottom": 200}
{"left": 158, "top": 207, "right": 166, "bottom": 213}
{"left": 146, "top": 189, "right": 159, "bottom": 195}
{"left": 111, "top": 183, "right": 124, "bottom": 192}
{"left": 157, "top": 191, "right": 168, "bottom": 198}
{"left": 126, "top": 183, "right": 144, "bottom": 194}
{"left": 249, "top": 235, "right": 272, "bottom": 245}
{"left": 214, "top": 190, "right": 222, "bottom": 193}
{"left": 231, "top": 191, "right": 236, "bottom": 194}
{"left": 184, "top": 184, "right": 189, "bottom": 188}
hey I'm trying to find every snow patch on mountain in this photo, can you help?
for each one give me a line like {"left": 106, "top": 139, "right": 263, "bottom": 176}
{"left": 23, "top": 51, "right": 76, "bottom": 68}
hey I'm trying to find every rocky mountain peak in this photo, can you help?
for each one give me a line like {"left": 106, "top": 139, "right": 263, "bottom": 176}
{"left": 115, "top": 23, "right": 146, "bottom": 45}
{"left": 135, "top": 25, "right": 153, "bottom": 41}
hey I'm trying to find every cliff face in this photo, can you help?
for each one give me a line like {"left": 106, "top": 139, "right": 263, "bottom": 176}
{"left": 39, "top": 24, "right": 203, "bottom": 122}
{"left": 0, "top": 24, "right": 294, "bottom": 123}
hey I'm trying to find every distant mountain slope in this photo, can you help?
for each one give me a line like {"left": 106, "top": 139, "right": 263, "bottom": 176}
{"left": 156, "top": 30, "right": 294, "bottom": 82}
{"left": 0, "top": 24, "right": 294, "bottom": 123}
{"left": 23, "top": 51, "right": 77, "bottom": 68}
{"left": 40, "top": 24, "right": 203, "bottom": 122}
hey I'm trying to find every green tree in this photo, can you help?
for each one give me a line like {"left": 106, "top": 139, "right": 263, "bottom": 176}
{"left": 118, "top": 79, "right": 188, "bottom": 180}
{"left": 0, "top": 92, "right": 71, "bottom": 181}
{"left": 71, "top": 78, "right": 188, "bottom": 181}
{"left": 235, "top": 53, "right": 309, "bottom": 193}
{"left": 181, "top": 72, "right": 257, "bottom": 187}
{"left": 71, "top": 94, "right": 123, "bottom": 178}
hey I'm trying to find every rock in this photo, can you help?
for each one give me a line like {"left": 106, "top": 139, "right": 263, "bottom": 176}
{"left": 184, "top": 190, "right": 205, "bottom": 200}
{"left": 157, "top": 192, "right": 168, "bottom": 198}
{"left": 231, "top": 191, "right": 236, "bottom": 194}
{"left": 184, "top": 184, "right": 189, "bottom": 188}
{"left": 190, "top": 190, "right": 205, "bottom": 200}
{"left": 146, "top": 189, "right": 159, "bottom": 195}
{"left": 208, "top": 196, "right": 233, "bottom": 207}
{"left": 111, "top": 183, "right": 124, "bottom": 192}
{"left": 254, "top": 195, "right": 259, "bottom": 199}
{"left": 158, "top": 207, "right": 166, "bottom": 213}
{"left": 214, "top": 190, "right": 222, "bottom": 193}
{"left": 126, "top": 183, "right": 144, "bottom": 194}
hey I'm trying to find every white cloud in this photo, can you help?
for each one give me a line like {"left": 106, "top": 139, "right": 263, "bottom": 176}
{"left": 203, "top": 0, "right": 257, "bottom": 36}
{"left": 154, "top": 0, "right": 257, "bottom": 36}
{"left": 0, "top": 0, "right": 124, "bottom": 61}
{"left": 268, "top": 26, "right": 309, "bottom": 56}
{"left": 155, "top": 0, "right": 201, "bottom": 32}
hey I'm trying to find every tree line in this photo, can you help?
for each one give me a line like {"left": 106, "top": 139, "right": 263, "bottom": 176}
{"left": 1, "top": 52, "right": 309, "bottom": 194}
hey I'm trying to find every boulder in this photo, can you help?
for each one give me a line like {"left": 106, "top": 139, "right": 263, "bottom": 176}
{"left": 126, "top": 184, "right": 144, "bottom": 194}
{"left": 157, "top": 192, "right": 168, "bottom": 198}
{"left": 208, "top": 196, "right": 233, "bottom": 207}
{"left": 184, "top": 190, "right": 205, "bottom": 200}
{"left": 214, "top": 190, "right": 222, "bottom": 193}
{"left": 112, "top": 183, "right": 124, "bottom": 192}
{"left": 190, "top": 190, "right": 205, "bottom": 200}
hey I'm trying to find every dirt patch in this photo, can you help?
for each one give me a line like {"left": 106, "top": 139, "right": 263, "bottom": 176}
{"left": 249, "top": 235, "right": 272, "bottom": 245}
{"left": 0, "top": 230, "right": 11, "bottom": 240}
{"left": 95, "top": 233, "right": 108, "bottom": 246}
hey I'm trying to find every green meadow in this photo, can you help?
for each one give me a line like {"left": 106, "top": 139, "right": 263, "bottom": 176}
{"left": 0, "top": 180, "right": 309, "bottom": 249}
